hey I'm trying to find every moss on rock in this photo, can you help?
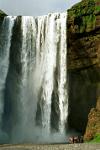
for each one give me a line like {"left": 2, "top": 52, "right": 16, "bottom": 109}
{"left": 67, "top": 0, "right": 100, "bottom": 33}
{"left": 68, "top": 0, "right": 95, "bottom": 17}
{"left": 84, "top": 104, "right": 100, "bottom": 141}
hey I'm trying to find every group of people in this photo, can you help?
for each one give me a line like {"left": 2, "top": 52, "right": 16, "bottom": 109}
{"left": 68, "top": 136, "right": 84, "bottom": 144}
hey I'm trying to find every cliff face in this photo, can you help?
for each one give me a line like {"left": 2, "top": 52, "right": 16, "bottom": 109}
{"left": 0, "top": 10, "right": 7, "bottom": 18}
{"left": 67, "top": 0, "right": 100, "bottom": 134}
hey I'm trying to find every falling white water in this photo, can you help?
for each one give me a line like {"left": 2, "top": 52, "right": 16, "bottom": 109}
{"left": 0, "top": 13, "right": 68, "bottom": 143}
{"left": 14, "top": 17, "right": 38, "bottom": 131}
{"left": 37, "top": 14, "right": 57, "bottom": 133}
{"left": 32, "top": 13, "right": 68, "bottom": 134}
{"left": 58, "top": 13, "right": 68, "bottom": 132}
{"left": 0, "top": 16, "right": 16, "bottom": 142}
{"left": 0, "top": 16, "right": 16, "bottom": 126}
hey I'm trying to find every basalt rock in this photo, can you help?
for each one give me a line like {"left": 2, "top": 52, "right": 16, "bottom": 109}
{"left": 0, "top": 10, "right": 7, "bottom": 18}
{"left": 67, "top": 0, "right": 100, "bottom": 134}
{"left": 84, "top": 97, "right": 100, "bottom": 141}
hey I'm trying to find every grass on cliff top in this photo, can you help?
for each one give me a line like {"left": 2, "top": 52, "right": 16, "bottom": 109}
{"left": 95, "top": 6, "right": 100, "bottom": 11}
{"left": 68, "top": 0, "right": 100, "bottom": 17}
{"left": 68, "top": 0, "right": 95, "bottom": 17}
{"left": 89, "top": 134, "right": 100, "bottom": 143}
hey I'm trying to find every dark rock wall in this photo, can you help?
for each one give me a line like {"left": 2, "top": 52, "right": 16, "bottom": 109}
{"left": 0, "top": 10, "right": 7, "bottom": 19}
{"left": 67, "top": 0, "right": 100, "bottom": 133}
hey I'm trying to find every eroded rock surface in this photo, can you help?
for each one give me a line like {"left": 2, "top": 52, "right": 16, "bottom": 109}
{"left": 67, "top": 0, "right": 100, "bottom": 134}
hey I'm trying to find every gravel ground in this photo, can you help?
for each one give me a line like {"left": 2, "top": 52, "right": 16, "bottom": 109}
{"left": 0, "top": 144, "right": 100, "bottom": 150}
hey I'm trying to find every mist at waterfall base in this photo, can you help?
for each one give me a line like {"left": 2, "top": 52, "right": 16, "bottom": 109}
{"left": 0, "top": 13, "right": 73, "bottom": 144}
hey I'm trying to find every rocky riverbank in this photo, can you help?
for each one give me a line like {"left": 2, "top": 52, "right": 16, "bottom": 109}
{"left": 0, "top": 144, "right": 100, "bottom": 150}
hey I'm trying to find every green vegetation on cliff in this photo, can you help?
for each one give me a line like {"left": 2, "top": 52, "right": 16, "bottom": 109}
{"left": 89, "top": 134, "right": 100, "bottom": 143}
{"left": 68, "top": 0, "right": 95, "bottom": 17}
{"left": 95, "top": 0, "right": 100, "bottom": 13}
{"left": 84, "top": 98, "right": 100, "bottom": 142}
{"left": 68, "top": 0, "right": 100, "bottom": 33}
{"left": 68, "top": 0, "right": 100, "bottom": 16}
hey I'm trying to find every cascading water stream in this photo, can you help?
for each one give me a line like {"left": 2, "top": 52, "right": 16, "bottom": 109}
{"left": 0, "top": 16, "right": 16, "bottom": 142}
{"left": 58, "top": 13, "right": 68, "bottom": 132}
{"left": 0, "top": 13, "right": 68, "bottom": 143}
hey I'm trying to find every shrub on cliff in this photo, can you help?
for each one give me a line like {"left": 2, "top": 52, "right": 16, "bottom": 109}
{"left": 90, "top": 134, "right": 100, "bottom": 143}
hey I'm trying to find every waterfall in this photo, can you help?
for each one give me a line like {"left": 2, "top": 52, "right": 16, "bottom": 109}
{"left": 0, "top": 13, "right": 68, "bottom": 143}
{"left": 58, "top": 13, "right": 67, "bottom": 132}
{"left": 0, "top": 16, "right": 16, "bottom": 143}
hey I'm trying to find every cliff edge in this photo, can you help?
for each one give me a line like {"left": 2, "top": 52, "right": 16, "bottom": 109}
{"left": 0, "top": 10, "right": 7, "bottom": 18}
